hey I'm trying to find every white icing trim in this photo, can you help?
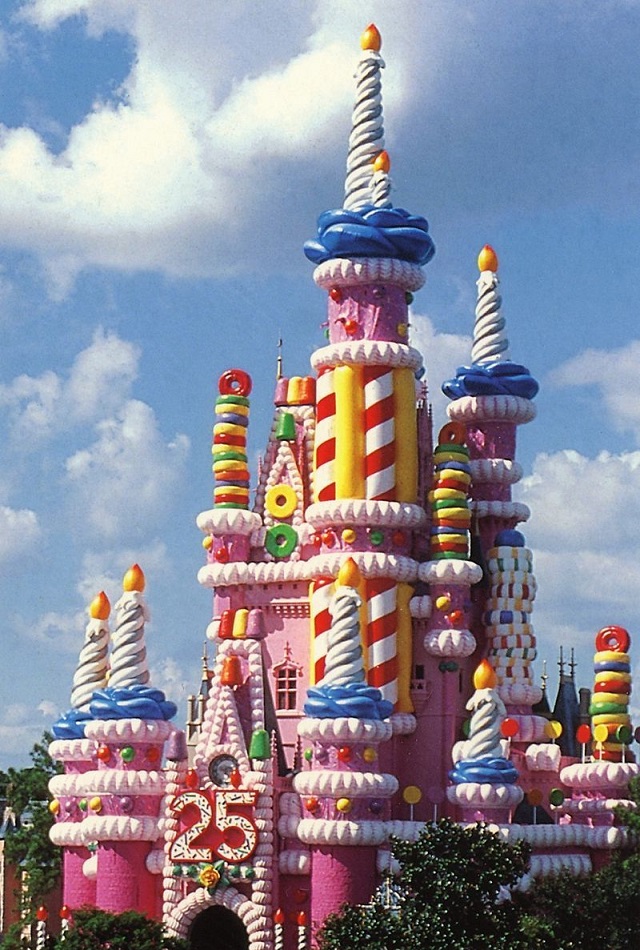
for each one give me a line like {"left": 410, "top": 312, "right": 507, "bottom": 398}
{"left": 390, "top": 713, "right": 417, "bottom": 736}
{"left": 472, "top": 500, "right": 530, "bottom": 522}
{"left": 307, "top": 551, "right": 419, "bottom": 582}
{"left": 49, "top": 738, "right": 95, "bottom": 762}
{"left": 278, "top": 849, "right": 310, "bottom": 875}
{"left": 424, "top": 629, "right": 476, "bottom": 658}
{"left": 419, "top": 561, "right": 483, "bottom": 585}
{"left": 313, "top": 257, "right": 425, "bottom": 292}
{"left": 561, "top": 797, "right": 637, "bottom": 815}
{"left": 305, "top": 500, "right": 427, "bottom": 529}
{"left": 529, "top": 853, "right": 591, "bottom": 878}
{"left": 296, "top": 818, "right": 388, "bottom": 846}
{"left": 297, "top": 718, "right": 392, "bottom": 743}
{"left": 469, "top": 459, "right": 523, "bottom": 485}
{"left": 293, "top": 770, "right": 398, "bottom": 798}
{"left": 50, "top": 815, "right": 161, "bottom": 844}
{"left": 447, "top": 395, "right": 536, "bottom": 424}
{"left": 311, "top": 341, "right": 423, "bottom": 374}
{"left": 196, "top": 509, "right": 263, "bottom": 536}
{"left": 84, "top": 719, "right": 174, "bottom": 742}
{"left": 560, "top": 761, "right": 640, "bottom": 789}
{"left": 198, "top": 560, "right": 312, "bottom": 588}
{"left": 498, "top": 683, "right": 542, "bottom": 705}
{"left": 165, "top": 885, "right": 266, "bottom": 948}
{"left": 446, "top": 784, "right": 524, "bottom": 807}
{"left": 409, "top": 595, "right": 432, "bottom": 618}
{"left": 524, "top": 744, "right": 562, "bottom": 772}
{"left": 493, "top": 823, "right": 634, "bottom": 851}
{"left": 50, "top": 769, "right": 166, "bottom": 797}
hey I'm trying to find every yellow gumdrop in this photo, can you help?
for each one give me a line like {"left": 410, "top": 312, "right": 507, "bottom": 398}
{"left": 89, "top": 796, "right": 102, "bottom": 813}
{"left": 336, "top": 797, "right": 352, "bottom": 813}
{"left": 435, "top": 595, "right": 451, "bottom": 611}
{"left": 202, "top": 536, "right": 214, "bottom": 549}
{"left": 362, "top": 746, "right": 377, "bottom": 763}
{"left": 49, "top": 799, "right": 60, "bottom": 815}
{"left": 341, "top": 528, "right": 356, "bottom": 544}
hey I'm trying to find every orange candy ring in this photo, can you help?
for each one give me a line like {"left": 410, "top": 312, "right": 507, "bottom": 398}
{"left": 437, "top": 421, "right": 467, "bottom": 445}
{"left": 595, "top": 625, "right": 630, "bottom": 654}
{"left": 219, "top": 369, "right": 252, "bottom": 397}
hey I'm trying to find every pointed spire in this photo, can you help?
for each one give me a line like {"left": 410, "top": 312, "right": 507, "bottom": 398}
{"left": 276, "top": 335, "right": 283, "bottom": 380}
{"left": 344, "top": 24, "right": 386, "bottom": 210}
{"left": 471, "top": 245, "right": 510, "bottom": 364}
{"left": 70, "top": 592, "right": 111, "bottom": 710}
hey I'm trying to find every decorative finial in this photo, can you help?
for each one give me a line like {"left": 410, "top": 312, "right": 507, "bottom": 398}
{"left": 558, "top": 644, "right": 565, "bottom": 678}
{"left": 473, "top": 659, "right": 497, "bottom": 690}
{"left": 123, "top": 564, "right": 145, "bottom": 592}
{"left": 89, "top": 591, "right": 110, "bottom": 620}
{"left": 338, "top": 557, "right": 361, "bottom": 588}
{"left": 477, "top": 244, "right": 498, "bottom": 273}
{"left": 569, "top": 647, "right": 576, "bottom": 680}
{"left": 361, "top": 23, "right": 381, "bottom": 51}
{"left": 276, "top": 335, "right": 283, "bottom": 380}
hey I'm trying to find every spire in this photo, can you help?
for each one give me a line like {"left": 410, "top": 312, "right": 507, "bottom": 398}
{"left": 276, "top": 335, "right": 283, "bottom": 380}
{"left": 471, "top": 245, "right": 509, "bottom": 364}
{"left": 344, "top": 24, "right": 386, "bottom": 210}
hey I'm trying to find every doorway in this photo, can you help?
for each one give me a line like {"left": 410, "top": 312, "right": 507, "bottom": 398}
{"left": 188, "top": 905, "right": 249, "bottom": 950}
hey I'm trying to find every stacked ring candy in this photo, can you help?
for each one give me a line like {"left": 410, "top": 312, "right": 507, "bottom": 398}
{"left": 589, "top": 626, "right": 634, "bottom": 762}
{"left": 482, "top": 529, "right": 537, "bottom": 694}
{"left": 212, "top": 369, "right": 252, "bottom": 509}
{"left": 429, "top": 422, "right": 471, "bottom": 560}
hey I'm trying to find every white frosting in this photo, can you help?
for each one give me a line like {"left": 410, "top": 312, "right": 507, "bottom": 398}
{"left": 561, "top": 797, "right": 637, "bottom": 816}
{"left": 464, "top": 687, "right": 507, "bottom": 760}
{"left": 308, "top": 552, "right": 419, "bottom": 583}
{"left": 344, "top": 46, "right": 385, "bottom": 210}
{"left": 560, "top": 761, "right": 640, "bottom": 789}
{"left": 472, "top": 270, "right": 509, "bottom": 364}
{"left": 311, "top": 340, "right": 423, "bottom": 373}
{"left": 49, "top": 737, "right": 95, "bottom": 762}
{"left": 50, "top": 815, "right": 161, "bottom": 845}
{"left": 469, "top": 458, "right": 523, "bottom": 485}
{"left": 529, "top": 853, "right": 591, "bottom": 878}
{"left": 198, "top": 559, "right": 312, "bottom": 588}
{"left": 313, "top": 257, "right": 425, "bottom": 292}
{"left": 321, "top": 585, "right": 365, "bottom": 685}
{"left": 498, "top": 683, "right": 543, "bottom": 705}
{"left": 293, "top": 770, "right": 398, "bottom": 798}
{"left": 298, "top": 717, "right": 392, "bottom": 743}
{"left": 446, "top": 784, "right": 523, "bottom": 808}
{"left": 50, "top": 769, "right": 166, "bottom": 797}
{"left": 109, "top": 589, "right": 150, "bottom": 689}
{"left": 295, "top": 818, "right": 388, "bottom": 847}
{"left": 419, "top": 560, "right": 483, "bottom": 585}
{"left": 424, "top": 628, "right": 476, "bottom": 658}
{"left": 305, "top": 499, "right": 426, "bottom": 529}
{"left": 196, "top": 508, "right": 262, "bottom": 536}
{"left": 447, "top": 394, "right": 536, "bottom": 424}
{"left": 409, "top": 595, "right": 432, "bottom": 618}
{"left": 84, "top": 718, "right": 173, "bottom": 742}
{"left": 278, "top": 849, "right": 310, "bottom": 875}
{"left": 524, "top": 744, "right": 562, "bottom": 772}
{"left": 507, "top": 716, "right": 551, "bottom": 742}
{"left": 83, "top": 854, "right": 98, "bottom": 879}
{"left": 390, "top": 712, "right": 417, "bottom": 735}
{"left": 70, "top": 615, "right": 110, "bottom": 710}
{"left": 472, "top": 500, "right": 530, "bottom": 522}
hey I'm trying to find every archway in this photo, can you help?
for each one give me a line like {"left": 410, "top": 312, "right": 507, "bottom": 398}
{"left": 188, "top": 905, "right": 250, "bottom": 950}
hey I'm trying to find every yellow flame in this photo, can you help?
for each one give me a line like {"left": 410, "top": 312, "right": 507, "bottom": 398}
{"left": 89, "top": 591, "right": 111, "bottom": 620}
{"left": 373, "top": 150, "right": 390, "bottom": 173}
{"left": 338, "top": 557, "right": 361, "bottom": 588}
{"left": 361, "top": 23, "right": 381, "bottom": 51}
{"left": 477, "top": 245, "right": 499, "bottom": 273}
{"left": 123, "top": 564, "right": 145, "bottom": 592}
{"left": 473, "top": 659, "right": 497, "bottom": 690}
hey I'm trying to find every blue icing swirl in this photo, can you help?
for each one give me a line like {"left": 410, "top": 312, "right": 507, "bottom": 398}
{"left": 449, "top": 755, "right": 519, "bottom": 785}
{"left": 304, "top": 205, "right": 435, "bottom": 266}
{"left": 90, "top": 685, "right": 177, "bottom": 721}
{"left": 51, "top": 707, "right": 92, "bottom": 740}
{"left": 304, "top": 683, "right": 393, "bottom": 721}
{"left": 442, "top": 360, "right": 539, "bottom": 400}
{"left": 495, "top": 529, "right": 525, "bottom": 547}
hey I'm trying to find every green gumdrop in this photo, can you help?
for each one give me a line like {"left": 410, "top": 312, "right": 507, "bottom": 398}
{"left": 120, "top": 746, "right": 135, "bottom": 763}
{"left": 370, "top": 530, "right": 384, "bottom": 546}
{"left": 249, "top": 728, "right": 271, "bottom": 760}
{"left": 78, "top": 798, "right": 88, "bottom": 811}
{"left": 304, "top": 748, "right": 313, "bottom": 762}
{"left": 275, "top": 412, "right": 296, "bottom": 441}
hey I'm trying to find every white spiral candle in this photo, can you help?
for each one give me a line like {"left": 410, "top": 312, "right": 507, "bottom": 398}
{"left": 471, "top": 246, "right": 510, "bottom": 364}
{"left": 321, "top": 559, "right": 365, "bottom": 686}
{"left": 344, "top": 24, "right": 385, "bottom": 210}
{"left": 109, "top": 564, "right": 150, "bottom": 688}
{"left": 70, "top": 592, "right": 110, "bottom": 710}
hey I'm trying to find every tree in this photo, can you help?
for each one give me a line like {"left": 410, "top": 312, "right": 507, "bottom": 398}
{"left": 0, "top": 734, "right": 62, "bottom": 947}
{"left": 54, "top": 908, "right": 189, "bottom": 950}
{"left": 317, "top": 819, "right": 532, "bottom": 950}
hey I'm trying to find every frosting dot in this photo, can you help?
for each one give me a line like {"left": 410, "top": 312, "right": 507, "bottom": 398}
{"left": 49, "top": 799, "right": 60, "bottom": 815}
{"left": 362, "top": 746, "right": 377, "bottom": 763}
{"left": 89, "top": 796, "right": 102, "bottom": 813}
{"left": 337, "top": 746, "right": 352, "bottom": 763}
{"left": 369, "top": 529, "right": 384, "bottom": 546}
{"left": 120, "top": 746, "right": 135, "bottom": 763}
{"left": 336, "top": 797, "right": 352, "bottom": 813}
{"left": 303, "top": 748, "right": 313, "bottom": 762}
{"left": 341, "top": 528, "right": 356, "bottom": 544}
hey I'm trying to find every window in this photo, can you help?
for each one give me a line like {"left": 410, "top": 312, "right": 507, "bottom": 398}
{"left": 273, "top": 643, "right": 302, "bottom": 711}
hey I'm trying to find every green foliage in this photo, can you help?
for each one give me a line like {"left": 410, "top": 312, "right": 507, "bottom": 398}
{"left": 318, "top": 819, "right": 532, "bottom": 950}
{"left": 0, "top": 734, "right": 62, "bottom": 936}
{"left": 56, "top": 908, "right": 189, "bottom": 950}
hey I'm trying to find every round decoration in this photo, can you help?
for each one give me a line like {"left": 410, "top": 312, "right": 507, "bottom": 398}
{"left": 544, "top": 720, "right": 563, "bottom": 740}
{"left": 265, "top": 524, "right": 298, "bottom": 559}
{"left": 527, "top": 788, "right": 543, "bottom": 807}
{"left": 208, "top": 753, "right": 240, "bottom": 787}
{"left": 575, "top": 724, "right": 591, "bottom": 744}
{"left": 219, "top": 369, "right": 252, "bottom": 397}
{"left": 500, "top": 718, "right": 519, "bottom": 738}
{"left": 437, "top": 421, "right": 467, "bottom": 445}
{"left": 265, "top": 484, "right": 297, "bottom": 519}
{"left": 595, "top": 625, "right": 631, "bottom": 654}
{"left": 402, "top": 785, "right": 422, "bottom": 805}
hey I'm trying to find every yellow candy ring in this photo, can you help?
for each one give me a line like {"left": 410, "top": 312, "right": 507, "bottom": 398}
{"left": 592, "top": 692, "right": 628, "bottom": 705}
{"left": 214, "top": 422, "right": 247, "bottom": 439}
{"left": 430, "top": 487, "right": 467, "bottom": 501}
{"left": 595, "top": 625, "right": 630, "bottom": 653}
{"left": 594, "top": 670, "right": 631, "bottom": 684}
{"left": 594, "top": 650, "right": 630, "bottom": 665}
{"left": 592, "top": 713, "right": 631, "bottom": 725}
{"left": 265, "top": 484, "right": 297, "bottom": 519}
{"left": 265, "top": 524, "right": 298, "bottom": 559}
{"left": 219, "top": 368, "right": 252, "bottom": 397}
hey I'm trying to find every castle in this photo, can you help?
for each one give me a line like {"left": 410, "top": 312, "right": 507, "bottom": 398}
{"left": 46, "top": 25, "right": 638, "bottom": 950}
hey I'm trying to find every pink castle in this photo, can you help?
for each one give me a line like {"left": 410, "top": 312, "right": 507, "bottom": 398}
{"left": 48, "top": 25, "right": 638, "bottom": 950}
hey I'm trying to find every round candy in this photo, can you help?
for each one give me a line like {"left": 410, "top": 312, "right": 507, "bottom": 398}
{"left": 593, "top": 723, "right": 610, "bottom": 743}
{"left": 219, "top": 369, "right": 252, "bottom": 397}
{"left": 342, "top": 528, "right": 356, "bottom": 544}
{"left": 549, "top": 788, "right": 565, "bottom": 807}
{"left": 120, "top": 746, "right": 135, "bottom": 763}
{"left": 369, "top": 529, "right": 384, "bottom": 546}
{"left": 265, "top": 484, "right": 297, "bottom": 519}
{"left": 437, "top": 422, "right": 467, "bottom": 445}
{"left": 49, "top": 799, "right": 60, "bottom": 815}
{"left": 527, "top": 788, "right": 543, "bottom": 807}
{"left": 616, "top": 725, "right": 633, "bottom": 744}
{"left": 576, "top": 724, "right": 591, "bottom": 744}
{"left": 545, "top": 720, "right": 563, "bottom": 740}
{"left": 595, "top": 625, "right": 630, "bottom": 654}
{"left": 402, "top": 785, "right": 422, "bottom": 805}
{"left": 89, "top": 796, "right": 102, "bottom": 812}
{"left": 500, "top": 718, "right": 519, "bottom": 738}
{"left": 265, "top": 524, "right": 298, "bottom": 559}
{"left": 362, "top": 746, "right": 377, "bottom": 763}
{"left": 435, "top": 595, "right": 451, "bottom": 610}
{"left": 336, "top": 798, "right": 352, "bottom": 813}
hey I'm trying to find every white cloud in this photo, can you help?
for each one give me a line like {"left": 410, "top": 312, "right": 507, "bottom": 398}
{"left": 0, "top": 504, "right": 41, "bottom": 562}
{"left": 65, "top": 401, "right": 189, "bottom": 540}
{"left": 410, "top": 313, "right": 471, "bottom": 428}
{"left": 152, "top": 656, "right": 191, "bottom": 708}
{"left": 549, "top": 340, "right": 640, "bottom": 442}
{"left": 0, "top": 328, "right": 139, "bottom": 442}
{"left": 76, "top": 540, "right": 170, "bottom": 604}
{"left": 25, "top": 608, "right": 85, "bottom": 652}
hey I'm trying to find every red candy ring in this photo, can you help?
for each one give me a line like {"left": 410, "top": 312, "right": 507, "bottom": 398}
{"left": 437, "top": 421, "right": 467, "bottom": 445}
{"left": 219, "top": 369, "right": 252, "bottom": 397}
{"left": 595, "top": 625, "right": 630, "bottom": 654}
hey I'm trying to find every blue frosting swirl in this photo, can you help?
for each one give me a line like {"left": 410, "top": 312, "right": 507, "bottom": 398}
{"left": 304, "top": 683, "right": 393, "bottom": 721}
{"left": 90, "top": 685, "right": 177, "bottom": 721}
{"left": 495, "top": 529, "right": 525, "bottom": 547}
{"left": 304, "top": 205, "right": 435, "bottom": 266}
{"left": 449, "top": 755, "right": 519, "bottom": 785}
{"left": 51, "top": 707, "right": 93, "bottom": 740}
{"left": 442, "top": 360, "right": 539, "bottom": 400}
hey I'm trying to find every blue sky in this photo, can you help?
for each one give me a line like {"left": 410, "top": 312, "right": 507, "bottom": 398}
{"left": 1, "top": 0, "right": 640, "bottom": 767}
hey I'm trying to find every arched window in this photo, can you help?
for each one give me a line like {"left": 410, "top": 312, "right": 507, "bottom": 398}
{"left": 273, "top": 643, "right": 302, "bottom": 711}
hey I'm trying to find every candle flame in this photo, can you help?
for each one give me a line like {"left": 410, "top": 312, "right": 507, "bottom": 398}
{"left": 123, "top": 563, "right": 145, "bottom": 592}
{"left": 473, "top": 659, "right": 497, "bottom": 690}
{"left": 373, "top": 150, "right": 390, "bottom": 173}
{"left": 338, "top": 557, "right": 361, "bottom": 588}
{"left": 361, "top": 23, "right": 381, "bottom": 52}
{"left": 477, "top": 245, "right": 498, "bottom": 273}
{"left": 89, "top": 591, "right": 111, "bottom": 620}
